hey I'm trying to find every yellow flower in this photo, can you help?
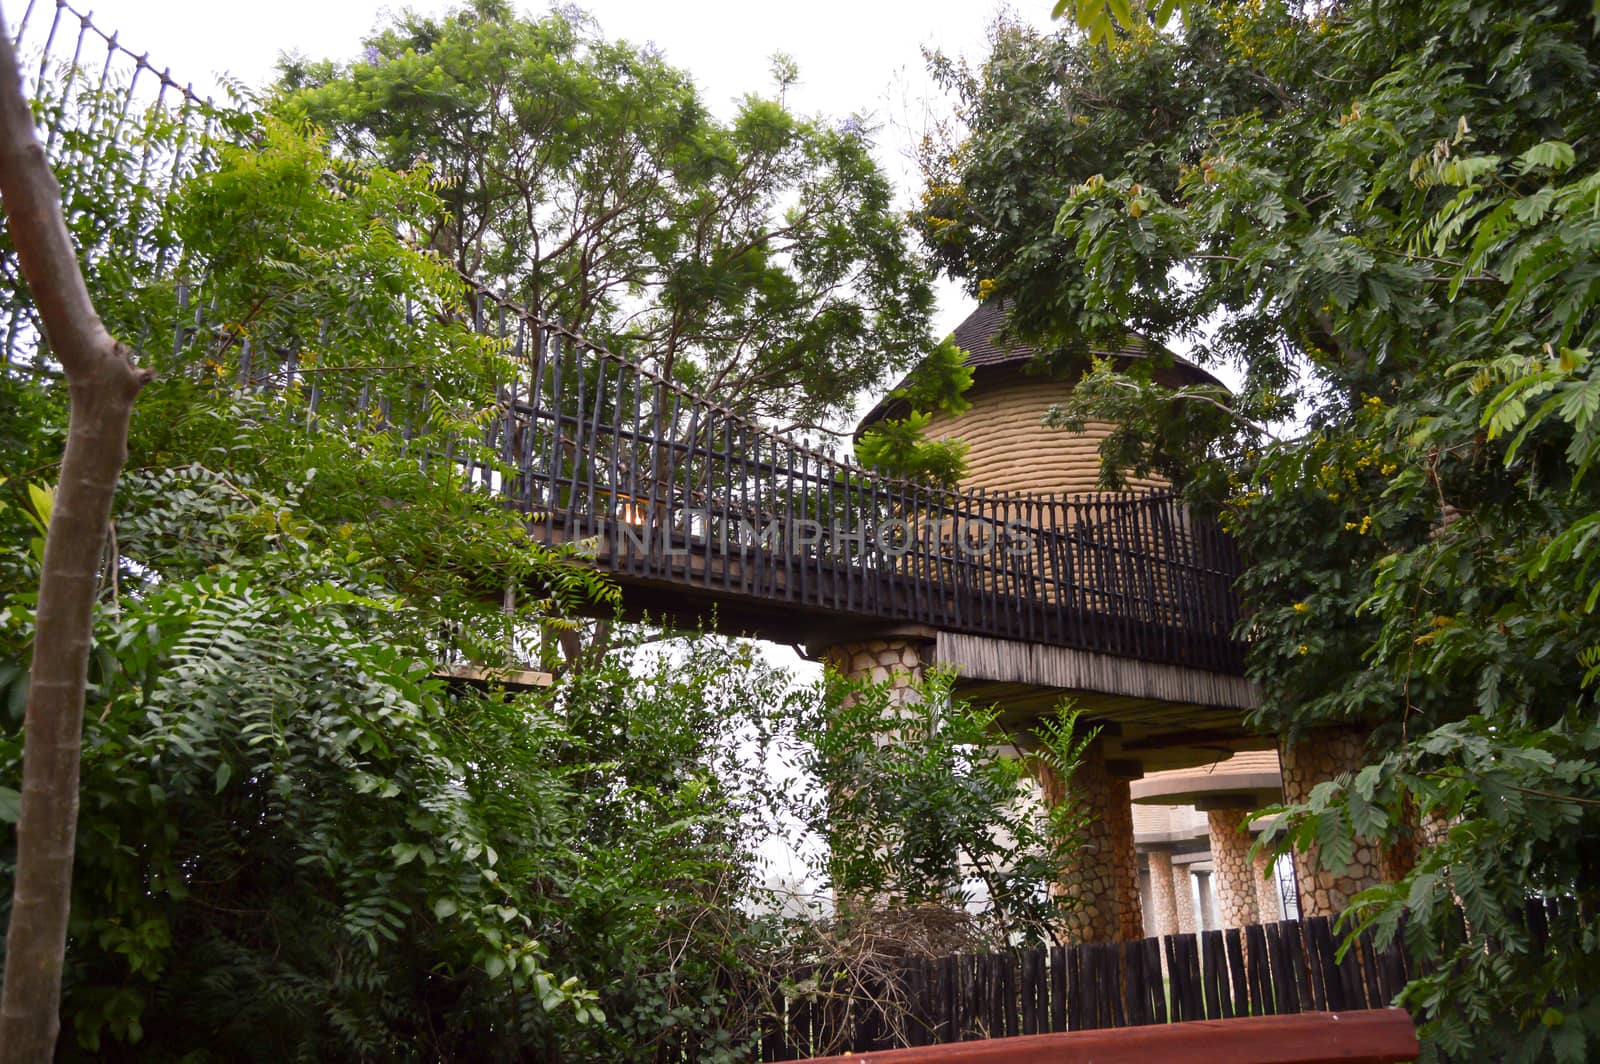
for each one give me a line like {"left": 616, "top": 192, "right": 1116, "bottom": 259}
{"left": 1381, "top": 462, "right": 1398, "bottom": 476}
{"left": 1292, "top": 602, "right": 1309, "bottom": 613}
{"left": 1296, "top": 644, "right": 1309, "bottom": 655}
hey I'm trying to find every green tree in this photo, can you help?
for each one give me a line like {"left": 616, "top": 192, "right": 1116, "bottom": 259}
{"left": 853, "top": 335, "right": 974, "bottom": 486}
{"left": 0, "top": 86, "right": 804, "bottom": 1061}
{"left": 789, "top": 670, "right": 1092, "bottom": 946}
{"left": 921, "top": 1, "right": 1600, "bottom": 1056}
{"left": 277, "top": 0, "right": 936, "bottom": 429}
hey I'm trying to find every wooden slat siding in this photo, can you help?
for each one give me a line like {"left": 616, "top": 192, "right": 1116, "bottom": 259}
{"left": 979, "top": 952, "right": 997, "bottom": 1040}
{"left": 549, "top": 333, "right": 570, "bottom": 529}
{"left": 1048, "top": 945, "right": 1067, "bottom": 1034}
{"left": 983, "top": 953, "right": 1000, "bottom": 1040}
{"left": 605, "top": 355, "right": 626, "bottom": 570}
{"left": 956, "top": 954, "right": 974, "bottom": 1042}
{"left": 1337, "top": 926, "right": 1369, "bottom": 1011}
{"left": 665, "top": 385, "right": 685, "bottom": 579}
{"left": 1202, "top": 929, "right": 1229, "bottom": 1019}
{"left": 932, "top": 633, "right": 1259, "bottom": 710}
{"left": 1245, "top": 922, "right": 1274, "bottom": 1016}
{"left": 790, "top": 963, "right": 814, "bottom": 1060}
{"left": 1162, "top": 934, "right": 1184, "bottom": 1023}
{"left": 1088, "top": 945, "right": 1108, "bottom": 1029}
{"left": 1001, "top": 952, "right": 1019, "bottom": 1037}
{"left": 717, "top": 417, "right": 734, "bottom": 595}
{"left": 941, "top": 954, "right": 959, "bottom": 1045}
{"left": 795, "top": 444, "right": 810, "bottom": 609}
{"left": 1143, "top": 937, "right": 1168, "bottom": 1025}
{"left": 586, "top": 355, "right": 608, "bottom": 528}
{"left": 796, "top": 1010, "right": 1420, "bottom": 1064}
{"left": 1305, "top": 916, "right": 1332, "bottom": 1011}
{"left": 1356, "top": 928, "right": 1386, "bottom": 1008}
{"left": 924, "top": 957, "right": 943, "bottom": 1048}
{"left": 1066, "top": 943, "right": 1084, "bottom": 1031}
{"left": 1019, "top": 949, "right": 1037, "bottom": 1036}
{"left": 1182, "top": 931, "right": 1206, "bottom": 1022}
{"left": 510, "top": 318, "right": 532, "bottom": 511}
{"left": 522, "top": 325, "right": 545, "bottom": 537}
{"left": 1122, "top": 940, "right": 1147, "bottom": 1026}
{"left": 1079, "top": 945, "right": 1099, "bottom": 1029}
{"left": 1098, "top": 942, "right": 1117, "bottom": 1029}
{"left": 1031, "top": 947, "right": 1048, "bottom": 1034}
{"left": 1110, "top": 940, "right": 1129, "bottom": 1028}
{"left": 623, "top": 360, "right": 646, "bottom": 577}
{"left": 1225, "top": 927, "right": 1250, "bottom": 1017}
{"left": 1286, "top": 921, "right": 1314, "bottom": 1013}
{"left": 571, "top": 322, "right": 590, "bottom": 520}
{"left": 682, "top": 400, "right": 703, "bottom": 587}
{"left": 1274, "top": 921, "right": 1304, "bottom": 1014}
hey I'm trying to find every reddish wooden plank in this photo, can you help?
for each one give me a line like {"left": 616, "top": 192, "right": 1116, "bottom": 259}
{"left": 795, "top": 1008, "right": 1419, "bottom": 1064}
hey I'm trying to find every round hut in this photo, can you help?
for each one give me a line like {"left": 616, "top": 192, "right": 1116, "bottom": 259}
{"left": 838, "top": 301, "right": 1289, "bottom": 943}
{"left": 856, "top": 300, "right": 1224, "bottom": 497}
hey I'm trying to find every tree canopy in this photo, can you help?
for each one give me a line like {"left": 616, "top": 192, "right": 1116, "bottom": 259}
{"left": 921, "top": 0, "right": 1600, "bottom": 1056}
{"left": 277, "top": 0, "right": 936, "bottom": 429}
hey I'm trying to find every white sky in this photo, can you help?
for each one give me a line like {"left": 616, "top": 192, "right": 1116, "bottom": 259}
{"left": 51, "top": 0, "right": 1061, "bottom": 337}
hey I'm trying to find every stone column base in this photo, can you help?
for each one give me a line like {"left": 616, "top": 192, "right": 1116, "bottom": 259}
{"left": 1279, "top": 726, "right": 1382, "bottom": 917}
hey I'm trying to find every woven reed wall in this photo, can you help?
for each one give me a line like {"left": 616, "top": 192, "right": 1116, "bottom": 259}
{"left": 923, "top": 371, "right": 1168, "bottom": 498}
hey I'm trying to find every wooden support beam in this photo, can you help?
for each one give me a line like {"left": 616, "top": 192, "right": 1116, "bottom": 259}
{"left": 1121, "top": 727, "right": 1264, "bottom": 752}
{"left": 431, "top": 664, "right": 554, "bottom": 692}
{"left": 796, "top": 1008, "right": 1419, "bottom": 1064}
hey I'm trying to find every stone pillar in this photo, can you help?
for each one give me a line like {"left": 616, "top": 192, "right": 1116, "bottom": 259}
{"left": 818, "top": 636, "right": 928, "bottom": 916}
{"left": 1279, "top": 726, "right": 1383, "bottom": 917}
{"left": 1205, "top": 805, "right": 1261, "bottom": 930}
{"left": 820, "top": 638, "right": 926, "bottom": 702}
{"left": 1252, "top": 844, "right": 1284, "bottom": 923}
{"left": 1106, "top": 772, "right": 1144, "bottom": 943}
{"left": 1171, "top": 862, "right": 1196, "bottom": 934}
{"left": 1035, "top": 739, "right": 1145, "bottom": 943}
{"left": 1146, "top": 849, "right": 1179, "bottom": 937}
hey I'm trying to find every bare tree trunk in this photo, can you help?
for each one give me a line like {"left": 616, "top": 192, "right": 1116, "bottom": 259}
{"left": 0, "top": 13, "right": 152, "bottom": 1060}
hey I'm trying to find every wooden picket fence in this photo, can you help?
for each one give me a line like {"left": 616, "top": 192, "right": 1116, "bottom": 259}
{"left": 755, "top": 913, "right": 1411, "bottom": 1060}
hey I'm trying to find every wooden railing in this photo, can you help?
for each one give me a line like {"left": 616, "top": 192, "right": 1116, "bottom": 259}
{"left": 461, "top": 285, "right": 1246, "bottom": 672}
{"left": 3, "top": 2, "right": 1248, "bottom": 674}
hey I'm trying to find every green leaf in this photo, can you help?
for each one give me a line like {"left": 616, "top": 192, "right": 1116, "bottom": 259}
{"left": 1516, "top": 141, "right": 1576, "bottom": 174}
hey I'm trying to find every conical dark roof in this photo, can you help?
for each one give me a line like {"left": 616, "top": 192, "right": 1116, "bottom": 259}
{"left": 858, "top": 300, "right": 1224, "bottom": 430}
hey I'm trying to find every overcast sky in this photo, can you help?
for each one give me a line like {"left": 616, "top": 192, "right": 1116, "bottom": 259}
{"left": 56, "top": 0, "right": 1061, "bottom": 337}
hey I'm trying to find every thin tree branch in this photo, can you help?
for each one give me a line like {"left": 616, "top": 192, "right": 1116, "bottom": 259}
{"left": 0, "top": 12, "right": 153, "bottom": 1059}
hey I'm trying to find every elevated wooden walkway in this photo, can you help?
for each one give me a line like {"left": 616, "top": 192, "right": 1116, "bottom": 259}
{"left": 1, "top": 11, "right": 1250, "bottom": 689}
{"left": 462, "top": 285, "right": 1247, "bottom": 677}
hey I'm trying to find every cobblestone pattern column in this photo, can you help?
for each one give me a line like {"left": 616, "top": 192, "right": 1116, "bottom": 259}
{"left": 1279, "top": 726, "right": 1383, "bottom": 917}
{"left": 1206, "top": 809, "right": 1262, "bottom": 930}
{"left": 1106, "top": 777, "right": 1144, "bottom": 942}
{"left": 1252, "top": 844, "right": 1284, "bottom": 923}
{"left": 1172, "top": 863, "right": 1196, "bottom": 934}
{"left": 819, "top": 638, "right": 927, "bottom": 916}
{"left": 1146, "top": 849, "right": 1179, "bottom": 937}
{"left": 1035, "top": 741, "right": 1141, "bottom": 943}
{"left": 820, "top": 639, "right": 925, "bottom": 701}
